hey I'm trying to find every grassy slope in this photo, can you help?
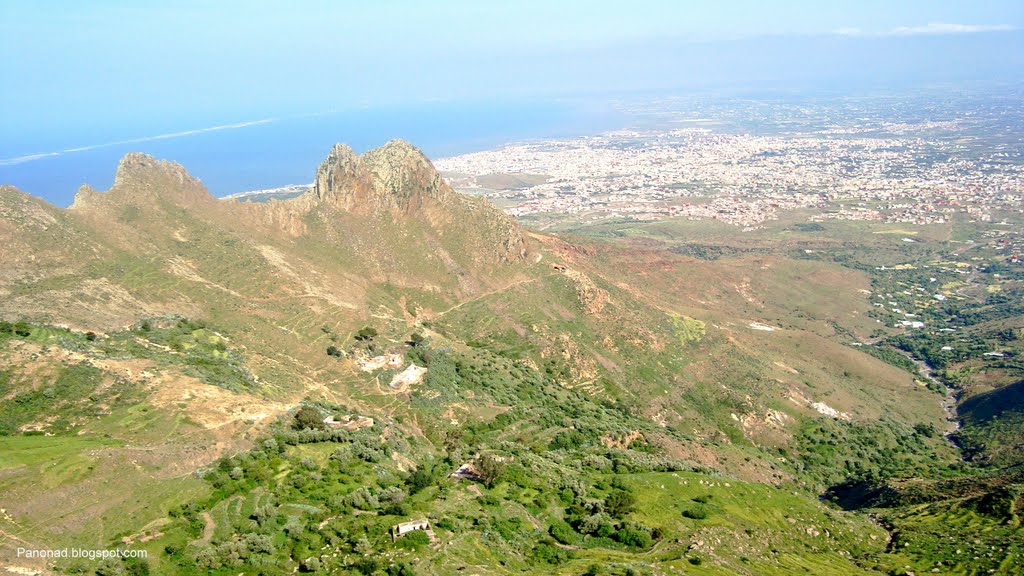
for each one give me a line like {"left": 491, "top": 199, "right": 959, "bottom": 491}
{"left": 0, "top": 161, "right": 1020, "bottom": 574}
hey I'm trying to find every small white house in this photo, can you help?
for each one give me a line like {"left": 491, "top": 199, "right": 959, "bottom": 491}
{"left": 392, "top": 519, "right": 432, "bottom": 541}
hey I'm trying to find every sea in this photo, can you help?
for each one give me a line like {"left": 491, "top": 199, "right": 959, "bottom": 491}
{"left": 0, "top": 99, "right": 626, "bottom": 207}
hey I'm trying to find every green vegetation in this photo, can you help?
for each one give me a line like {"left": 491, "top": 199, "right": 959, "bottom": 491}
{"left": 791, "top": 417, "right": 955, "bottom": 489}
{"left": 669, "top": 313, "right": 706, "bottom": 345}
{"left": 3, "top": 165, "right": 1023, "bottom": 575}
{"left": 0, "top": 358, "right": 139, "bottom": 436}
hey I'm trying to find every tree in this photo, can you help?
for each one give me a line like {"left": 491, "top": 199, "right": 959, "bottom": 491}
{"left": 474, "top": 454, "right": 505, "bottom": 488}
{"left": 95, "top": 558, "right": 128, "bottom": 576}
{"left": 914, "top": 422, "right": 937, "bottom": 438}
{"left": 407, "top": 332, "right": 425, "bottom": 347}
{"left": 326, "top": 345, "right": 342, "bottom": 357}
{"left": 12, "top": 321, "right": 31, "bottom": 337}
{"left": 295, "top": 407, "right": 324, "bottom": 430}
{"left": 406, "top": 466, "right": 435, "bottom": 495}
{"left": 300, "top": 556, "right": 322, "bottom": 572}
{"left": 605, "top": 489, "right": 636, "bottom": 518}
{"left": 354, "top": 327, "right": 378, "bottom": 341}
{"left": 386, "top": 561, "right": 417, "bottom": 576}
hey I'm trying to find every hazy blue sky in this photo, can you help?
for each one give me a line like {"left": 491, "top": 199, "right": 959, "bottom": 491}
{"left": 2, "top": 0, "right": 1023, "bottom": 186}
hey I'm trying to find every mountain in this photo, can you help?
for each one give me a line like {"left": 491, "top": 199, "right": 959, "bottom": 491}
{"left": 0, "top": 142, "right": 1005, "bottom": 576}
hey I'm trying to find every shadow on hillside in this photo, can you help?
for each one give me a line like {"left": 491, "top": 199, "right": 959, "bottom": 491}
{"left": 960, "top": 379, "right": 1024, "bottom": 424}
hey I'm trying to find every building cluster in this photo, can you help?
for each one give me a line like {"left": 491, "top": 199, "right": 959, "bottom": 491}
{"left": 436, "top": 123, "right": 1023, "bottom": 228}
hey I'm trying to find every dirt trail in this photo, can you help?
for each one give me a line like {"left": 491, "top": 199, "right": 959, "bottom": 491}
{"left": 196, "top": 512, "right": 215, "bottom": 545}
{"left": 434, "top": 276, "right": 546, "bottom": 318}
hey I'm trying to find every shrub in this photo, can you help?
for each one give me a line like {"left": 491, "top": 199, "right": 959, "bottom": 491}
{"left": 386, "top": 561, "right": 417, "bottom": 576}
{"left": 532, "top": 542, "right": 572, "bottom": 565}
{"left": 475, "top": 454, "right": 506, "bottom": 487}
{"left": 299, "top": 557, "right": 321, "bottom": 572}
{"left": 396, "top": 529, "right": 430, "bottom": 550}
{"left": 682, "top": 505, "right": 709, "bottom": 520}
{"left": 549, "top": 429, "right": 586, "bottom": 450}
{"left": 406, "top": 466, "right": 435, "bottom": 494}
{"left": 549, "top": 519, "right": 580, "bottom": 545}
{"left": 354, "top": 327, "right": 378, "bottom": 341}
{"left": 294, "top": 406, "right": 324, "bottom": 430}
{"left": 12, "top": 321, "right": 31, "bottom": 337}
{"left": 351, "top": 557, "right": 380, "bottom": 575}
{"left": 605, "top": 489, "right": 636, "bottom": 518}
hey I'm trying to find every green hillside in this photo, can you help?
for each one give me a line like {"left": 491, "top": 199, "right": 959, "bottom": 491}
{"left": 0, "top": 146, "right": 1021, "bottom": 575}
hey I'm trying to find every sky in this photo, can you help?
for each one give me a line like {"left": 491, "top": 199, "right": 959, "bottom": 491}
{"left": 1, "top": 0, "right": 1023, "bottom": 202}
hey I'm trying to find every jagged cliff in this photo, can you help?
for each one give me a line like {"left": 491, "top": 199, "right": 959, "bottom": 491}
{"left": 305, "top": 139, "right": 527, "bottom": 263}
{"left": 0, "top": 139, "right": 531, "bottom": 331}
{"left": 70, "top": 152, "right": 214, "bottom": 211}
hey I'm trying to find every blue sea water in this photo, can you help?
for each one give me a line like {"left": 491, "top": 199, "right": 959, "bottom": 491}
{"left": 1, "top": 100, "right": 625, "bottom": 207}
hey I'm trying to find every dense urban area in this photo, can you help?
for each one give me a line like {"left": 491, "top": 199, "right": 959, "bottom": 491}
{"left": 436, "top": 92, "right": 1024, "bottom": 229}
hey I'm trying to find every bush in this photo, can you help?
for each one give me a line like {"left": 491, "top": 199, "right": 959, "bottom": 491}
{"left": 351, "top": 557, "right": 380, "bottom": 575}
{"left": 615, "top": 525, "right": 653, "bottom": 548}
{"left": 549, "top": 429, "right": 586, "bottom": 450}
{"left": 532, "top": 542, "right": 572, "bottom": 565}
{"left": 12, "top": 321, "right": 31, "bottom": 337}
{"left": 682, "top": 504, "right": 709, "bottom": 520}
{"left": 396, "top": 529, "right": 430, "bottom": 550}
{"left": 549, "top": 519, "right": 580, "bottom": 545}
{"left": 326, "top": 345, "right": 342, "bottom": 357}
{"left": 300, "top": 556, "right": 321, "bottom": 572}
{"left": 475, "top": 454, "right": 506, "bottom": 488}
{"left": 294, "top": 406, "right": 324, "bottom": 430}
{"left": 605, "top": 489, "right": 636, "bottom": 518}
{"left": 914, "top": 422, "right": 937, "bottom": 438}
{"left": 355, "top": 327, "right": 378, "bottom": 341}
{"left": 406, "top": 465, "right": 435, "bottom": 494}
{"left": 386, "top": 561, "right": 417, "bottom": 576}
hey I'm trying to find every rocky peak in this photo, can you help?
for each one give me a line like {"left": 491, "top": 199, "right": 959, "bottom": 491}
{"left": 311, "top": 139, "right": 452, "bottom": 214}
{"left": 114, "top": 152, "right": 187, "bottom": 185}
{"left": 363, "top": 139, "right": 452, "bottom": 210}
{"left": 71, "top": 152, "right": 212, "bottom": 210}
{"left": 312, "top": 143, "right": 375, "bottom": 210}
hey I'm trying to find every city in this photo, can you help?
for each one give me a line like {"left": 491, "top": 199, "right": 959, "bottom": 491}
{"left": 437, "top": 96, "right": 1024, "bottom": 229}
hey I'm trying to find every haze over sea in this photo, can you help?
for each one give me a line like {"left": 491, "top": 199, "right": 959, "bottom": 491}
{"left": 0, "top": 100, "right": 623, "bottom": 207}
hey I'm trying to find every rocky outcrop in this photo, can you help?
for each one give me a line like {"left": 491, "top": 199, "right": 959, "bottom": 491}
{"left": 311, "top": 139, "right": 452, "bottom": 214}
{"left": 57, "top": 141, "right": 527, "bottom": 264}
{"left": 307, "top": 140, "right": 528, "bottom": 263}
{"left": 70, "top": 152, "right": 213, "bottom": 210}
{"left": 363, "top": 139, "right": 453, "bottom": 212}
{"left": 312, "top": 143, "right": 378, "bottom": 211}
